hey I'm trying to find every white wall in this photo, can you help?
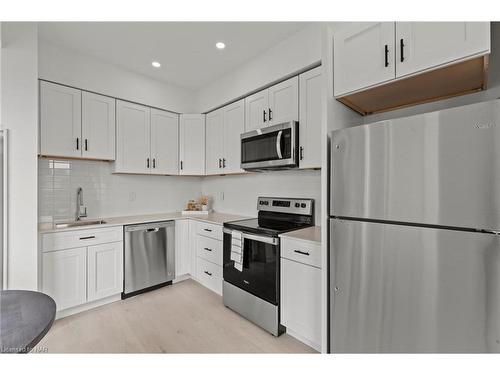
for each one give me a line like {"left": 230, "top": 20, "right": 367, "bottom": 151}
{"left": 195, "top": 24, "right": 323, "bottom": 112}
{"left": 38, "top": 41, "right": 196, "bottom": 113}
{"left": 201, "top": 170, "right": 321, "bottom": 224}
{"left": 1, "top": 23, "right": 39, "bottom": 290}
{"left": 39, "top": 159, "right": 202, "bottom": 223}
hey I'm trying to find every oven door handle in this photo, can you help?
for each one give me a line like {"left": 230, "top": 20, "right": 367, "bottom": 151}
{"left": 275, "top": 130, "right": 283, "bottom": 159}
{"left": 242, "top": 232, "right": 279, "bottom": 246}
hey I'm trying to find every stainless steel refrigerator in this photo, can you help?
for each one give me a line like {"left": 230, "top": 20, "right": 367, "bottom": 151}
{"left": 329, "top": 99, "right": 500, "bottom": 353}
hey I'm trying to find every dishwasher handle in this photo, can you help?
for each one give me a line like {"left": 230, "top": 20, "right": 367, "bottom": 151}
{"left": 125, "top": 220, "right": 175, "bottom": 232}
{"left": 146, "top": 228, "right": 159, "bottom": 233}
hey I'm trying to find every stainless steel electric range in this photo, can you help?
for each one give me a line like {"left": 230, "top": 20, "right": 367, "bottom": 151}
{"left": 222, "top": 197, "right": 314, "bottom": 336}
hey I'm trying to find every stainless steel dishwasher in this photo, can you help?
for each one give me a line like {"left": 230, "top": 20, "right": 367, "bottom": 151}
{"left": 123, "top": 221, "right": 175, "bottom": 298}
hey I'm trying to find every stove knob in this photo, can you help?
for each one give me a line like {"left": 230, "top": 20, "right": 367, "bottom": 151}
{"left": 301, "top": 203, "right": 306, "bottom": 208}
{"left": 295, "top": 203, "right": 300, "bottom": 208}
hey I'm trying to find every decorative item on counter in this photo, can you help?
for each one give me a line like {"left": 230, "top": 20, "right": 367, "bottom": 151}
{"left": 181, "top": 196, "right": 211, "bottom": 215}
{"left": 200, "top": 195, "right": 210, "bottom": 212}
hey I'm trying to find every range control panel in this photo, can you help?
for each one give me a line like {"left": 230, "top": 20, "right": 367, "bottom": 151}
{"left": 257, "top": 197, "right": 314, "bottom": 216}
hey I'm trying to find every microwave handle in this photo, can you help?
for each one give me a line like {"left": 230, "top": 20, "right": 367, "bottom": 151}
{"left": 276, "top": 130, "right": 283, "bottom": 159}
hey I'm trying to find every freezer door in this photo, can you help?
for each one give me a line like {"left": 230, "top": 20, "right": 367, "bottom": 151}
{"left": 331, "top": 99, "right": 500, "bottom": 231}
{"left": 330, "top": 218, "right": 500, "bottom": 353}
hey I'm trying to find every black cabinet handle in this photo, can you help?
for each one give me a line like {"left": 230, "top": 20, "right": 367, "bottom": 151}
{"left": 269, "top": 108, "right": 273, "bottom": 121}
{"left": 152, "top": 158, "right": 156, "bottom": 168}
{"left": 400, "top": 38, "right": 405, "bottom": 62}
{"left": 204, "top": 247, "right": 212, "bottom": 252}
{"left": 384, "top": 44, "right": 389, "bottom": 67}
{"left": 299, "top": 146, "right": 304, "bottom": 160}
{"left": 180, "top": 161, "right": 183, "bottom": 170}
{"left": 79, "top": 235, "right": 96, "bottom": 240}
{"left": 263, "top": 109, "right": 267, "bottom": 123}
{"left": 76, "top": 138, "right": 79, "bottom": 150}
{"left": 147, "top": 158, "right": 150, "bottom": 168}
{"left": 219, "top": 158, "right": 222, "bottom": 168}
{"left": 84, "top": 139, "right": 88, "bottom": 151}
{"left": 204, "top": 271, "right": 212, "bottom": 276}
{"left": 223, "top": 158, "right": 226, "bottom": 168}
{"left": 294, "top": 249, "right": 310, "bottom": 256}
{"left": 203, "top": 228, "right": 212, "bottom": 232}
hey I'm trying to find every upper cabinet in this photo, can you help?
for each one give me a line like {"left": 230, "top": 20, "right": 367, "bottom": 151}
{"left": 244, "top": 76, "right": 298, "bottom": 132}
{"left": 206, "top": 99, "right": 245, "bottom": 175}
{"left": 298, "top": 67, "right": 322, "bottom": 169}
{"left": 40, "top": 81, "right": 83, "bottom": 159}
{"left": 334, "top": 22, "right": 491, "bottom": 115}
{"left": 115, "top": 100, "right": 179, "bottom": 175}
{"left": 150, "top": 109, "right": 179, "bottom": 175}
{"left": 81, "top": 91, "right": 116, "bottom": 160}
{"left": 334, "top": 22, "right": 396, "bottom": 97}
{"left": 40, "top": 81, "right": 116, "bottom": 160}
{"left": 179, "top": 114, "right": 206, "bottom": 175}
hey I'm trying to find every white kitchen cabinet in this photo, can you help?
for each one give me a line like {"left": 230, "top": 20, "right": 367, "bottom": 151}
{"left": 42, "top": 247, "right": 87, "bottom": 311}
{"left": 81, "top": 91, "right": 116, "bottom": 160}
{"left": 268, "top": 76, "right": 299, "bottom": 125}
{"left": 175, "top": 219, "right": 191, "bottom": 277}
{"left": 150, "top": 108, "right": 179, "bottom": 175}
{"left": 395, "top": 22, "right": 491, "bottom": 78}
{"left": 244, "top": 89, "right": 268, "bottom": 131}
{"left": 179, "top": 114, "right": 206, "bottom": 175}
{"left": 206, "top": 99, "right": 245, "bottom": 175}
{"left": 281, "top": 257, "right": 321, "bottom": 351}
{"left": 87, "top": 242, "right": 123, "bottom": 302}
{"left": 40, "top": 81, "right": 82, "bottom": 158}
{"left": 205, "top": 109, "right": 224, "bottom": 175}
{"left": 115, "top": 100, "right": 151, "bottom": 174}
{"left": 222, "top": 99, "right": 245, "bottom": 174}
{"left": 334, "top": 22, "right": 395, "bottom": 96}
{"left": 298, "top": 67, "right": 322, "bottom": 169}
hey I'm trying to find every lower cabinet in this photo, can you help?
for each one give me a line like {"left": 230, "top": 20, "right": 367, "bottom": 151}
{"left": 193, "top": 221, "right": 223, "bottom": 295}
{"left": 280, "top": 238, "right": 322, "bottom": 351}
{"left": 87, "top": 242, "right": 123, "bottom": 302}
{"left": 195, "top": 256, "right": 223, "bottom": 295}
{"left": 175, "top": 219, "right": 191, "bottom": 278}
{"left": 42, "top": 247, "right": 87, "bottom": 311}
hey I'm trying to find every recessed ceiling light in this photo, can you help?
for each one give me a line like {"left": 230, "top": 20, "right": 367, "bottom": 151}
{"left": 215, "top": 42, "right": 226, "bottom": 50}
{"left": 152, "top": 61, "right": 161, "bottom": 68}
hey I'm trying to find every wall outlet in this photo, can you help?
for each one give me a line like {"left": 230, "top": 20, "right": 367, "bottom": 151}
{"left": 220, "top": 191, "right": 224, "bottom": 201}
{"left": 129, "top": 192, "right": 136, "bottom": 202}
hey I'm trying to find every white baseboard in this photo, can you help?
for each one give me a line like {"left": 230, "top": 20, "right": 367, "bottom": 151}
{"left": 55, "top": 294, "right": 122, "bottom": 320}
{"left": 285, "top": 327, "right": 321, "bottom": 352}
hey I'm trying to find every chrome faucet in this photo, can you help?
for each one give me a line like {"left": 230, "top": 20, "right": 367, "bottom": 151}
{"left": 76, "top": 187, "right": 87, "bottom": 221}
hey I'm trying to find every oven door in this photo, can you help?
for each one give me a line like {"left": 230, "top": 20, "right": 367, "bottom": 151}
{"left": 223, "top": 229, "right": 280, "bottom": 305}
{"left": 240, "top": 121, "right": 298, "bottom": 170}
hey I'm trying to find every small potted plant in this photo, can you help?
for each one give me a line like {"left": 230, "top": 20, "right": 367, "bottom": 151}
{"left": 199, "top": 195, "right": 210, "bottom": 212}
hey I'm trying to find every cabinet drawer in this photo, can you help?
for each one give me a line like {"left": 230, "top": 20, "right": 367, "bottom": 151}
{"left": 41, "top": 226, "right": 123, "bottom": 252}
{"left": 196, "top": 257, "right": 222, "bottom": 295}
{"left": 196, "top": 235, "right": 223, "bottom": 266}
{"left": 196, "top": 221, "right": 223, "bottom": 241}
{"left": 281, "top": 238, "right": 321, "bottom": 268}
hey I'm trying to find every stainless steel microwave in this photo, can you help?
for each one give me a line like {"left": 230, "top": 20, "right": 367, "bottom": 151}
{"left": 240, "top": 121, "right": 298, "bottom": 171}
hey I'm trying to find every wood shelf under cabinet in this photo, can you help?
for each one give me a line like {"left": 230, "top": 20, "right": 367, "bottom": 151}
{"left": 338, "top": 55, "right": 490, "bottom": 116}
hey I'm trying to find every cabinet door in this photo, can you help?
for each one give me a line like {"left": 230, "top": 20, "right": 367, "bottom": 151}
{"left": 179, "top": 114, "right": 205, "bottom": 175}
{"left": 175, "top": 220, "right": 191, "bottom": 277}
{"left": 299, "top": 67, "right": 322, "bottom": 169}
{"left": 150, "top": 108, "right": 179, "bottom": 175}
{"left": 87, "top": 242, "right": 123, "bottom": 302}
{"left": 42, "top": 247, "right": 87, "bottom": 311}
{"left": 244, "top": 89, "right": 269, "bottom": 131}
{"left": 81, "top": 92, "right": 116, "bottom": 160}
{"left": 115, "top": 100, "right": 151, "bottom": 174}
{"left": 334, "top": 22, "right": 395, "bottom": 96}
{"left": 223, "top": 99, "right": 245, "bottom": 174}
{"left": 268, "top": 76, "right": 299, "bottom": 125}
{"left": 396, "top": 22, "right": 491, "bottom": 78}
{"left": 40, "top": 81, "right": 82, "bottom": 158}
{"left": 205, "top": 109, "right": 224, "bottom": 175}
{"left": 281, "top": 258, "right": 321, "bottom": 350}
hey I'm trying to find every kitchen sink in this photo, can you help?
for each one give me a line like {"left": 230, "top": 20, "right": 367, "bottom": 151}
{"left": 54, "top": 219, "right": 107, "bottom": 229}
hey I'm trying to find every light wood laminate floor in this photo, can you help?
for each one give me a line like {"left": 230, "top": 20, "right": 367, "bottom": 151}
{"left": 37, "top": 279, "right": 317, "bottom": 353}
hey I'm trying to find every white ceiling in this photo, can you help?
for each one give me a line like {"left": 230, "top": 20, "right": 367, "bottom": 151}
{"left": 38, "top": 22, "right": 312, "bottom": 90}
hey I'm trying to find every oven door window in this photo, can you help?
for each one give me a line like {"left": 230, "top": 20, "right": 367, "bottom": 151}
{"left": 223, "top": 234, "right": 279, "bottom": 305}
{"left": 241, "top": 128, "right": 292, "bottom": 164}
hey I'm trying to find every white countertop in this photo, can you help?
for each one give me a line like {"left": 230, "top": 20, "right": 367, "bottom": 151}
{"left": 38, "top": 211, "right": 250, "bottom": 234}
{"left": 279, "top": 226, "right": 321, "bottom": 244}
